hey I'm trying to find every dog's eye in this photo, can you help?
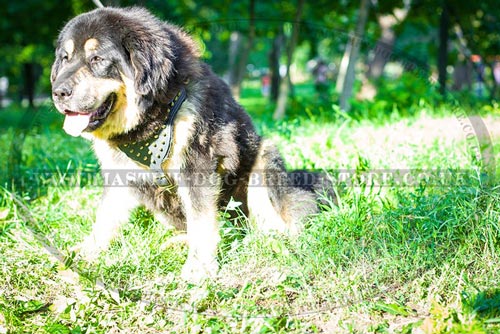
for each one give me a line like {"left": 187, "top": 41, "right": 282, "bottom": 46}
{"left": 61, "top": 54, "right": 68, "bottom": 62}
{"left": 90, "top": 56, "right": 103, "bottom": 64}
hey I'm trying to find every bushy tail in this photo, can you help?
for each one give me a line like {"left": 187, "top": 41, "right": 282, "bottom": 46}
{"left": 288, "top": 169, "right": 337, "bottom": 207}
{"left": 247, "top": 141, "right": 334, "bottom": 234}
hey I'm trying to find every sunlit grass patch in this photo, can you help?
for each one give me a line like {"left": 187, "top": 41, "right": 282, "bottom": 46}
{"left": 0, "top": 90, "right": 499, "bottom": 332}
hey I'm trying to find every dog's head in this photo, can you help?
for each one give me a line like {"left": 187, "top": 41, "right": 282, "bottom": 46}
{"left": 51, "top": 7, "right": 200, "bottom": 139}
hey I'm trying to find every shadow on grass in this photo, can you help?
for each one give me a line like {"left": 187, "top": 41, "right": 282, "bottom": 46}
{"left": 2, "top": 104, "right": 99, "bottom": 199}
{"left": 6, "top": 107, "right": 38, "bottom": 189}
{"left": 463, "top": 289, "right": 500, "bottom": 322}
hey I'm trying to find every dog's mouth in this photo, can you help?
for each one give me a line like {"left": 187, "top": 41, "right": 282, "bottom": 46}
{"left": 63, "top": 94, "right": 116, "bottom": 137}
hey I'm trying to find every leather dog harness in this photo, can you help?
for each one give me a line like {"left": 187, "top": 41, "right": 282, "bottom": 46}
{"left": 117, "top": 88, "right": 187, "bottom": 170}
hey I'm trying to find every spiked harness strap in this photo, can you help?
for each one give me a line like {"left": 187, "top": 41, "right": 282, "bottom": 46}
{"left": 118, "top": 88, "right": 187, "bottom": 170}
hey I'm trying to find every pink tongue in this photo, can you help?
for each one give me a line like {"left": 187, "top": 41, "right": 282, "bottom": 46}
{"left": 63, "top": 113, "right": 91, "bottom": 137}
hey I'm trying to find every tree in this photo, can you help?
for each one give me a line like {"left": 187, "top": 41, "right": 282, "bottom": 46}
{"left": 273, "top": 0, "right": 305, "bottom": 120}
{"left": 0, "top": 0, "right": 77, "bottom": 105}
{"left": 228, "top": 0, "right": 255, "bottom": 99}
{"left": 367, "top": 3, "right": 410, "bottom": 79}
{"left": 337, "top": 0, "right": 370, "bottom": 112}
{"left": 269, "top": 30, "right": 285, "bottom": 102}
{"left": 449, "top": 1, "right": 500, "bottom": 98}
{"left": 438, "top": 1, "right": 449, "bottom": 96}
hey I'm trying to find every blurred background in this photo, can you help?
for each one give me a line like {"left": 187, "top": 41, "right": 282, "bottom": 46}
{"left": 1, "top": 0, "right": 499, "bottom": 117}
{"left": 2, "top": 3, "right": 500, "bottom": 332}
{"left": 1, "top": 0, "right": 500, "bottom": 189}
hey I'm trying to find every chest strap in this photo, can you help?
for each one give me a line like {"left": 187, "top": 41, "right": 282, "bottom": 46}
{"left": 118, "top": 88, "right": 187, "bottom": 170}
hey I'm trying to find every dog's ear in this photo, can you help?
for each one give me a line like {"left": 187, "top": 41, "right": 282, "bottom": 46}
{"left": 120, "top": 8, "right": 202, "bottom": 109}
{"left": 123, "top": 32, "right": 174, "bottom": 100}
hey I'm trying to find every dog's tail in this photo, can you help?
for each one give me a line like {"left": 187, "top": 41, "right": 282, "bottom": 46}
{"left": 288, "top": 169, "right": 337, "bottom": 207}
{"left": 247, "top": 141, "right": 335, "bottom": 235}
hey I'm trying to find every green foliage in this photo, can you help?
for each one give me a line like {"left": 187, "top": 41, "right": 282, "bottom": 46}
{"left": 1, "top": 83, "right": 499, "bottom": 332}
{"left": 1, "top": 0, "right": 500, "bottom": 331}
{"left": 0, "top": 1, "right": 74, "bottom": 95}
{"left": 2, "top": 0, "right": 500, "bottom": 109}
{"left": 349, "top": 84, "right": 438, "bottom": 120}
{"left": 463, "top": 289, "right": 500, "bottom": 321}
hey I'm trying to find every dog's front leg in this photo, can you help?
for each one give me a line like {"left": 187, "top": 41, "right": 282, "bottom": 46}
{"left": 77, "top": 187, "right": 139, "bottom": 261}
{"left": 177, "top": 177, "right": 220, "bottom": 282}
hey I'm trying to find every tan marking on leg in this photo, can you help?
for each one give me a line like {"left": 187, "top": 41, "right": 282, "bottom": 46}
{"left": 178, "top": 185, "right": 220, "bottom": 282}
{"left": 170, "top": 114, "right": 221, "bottom": 281}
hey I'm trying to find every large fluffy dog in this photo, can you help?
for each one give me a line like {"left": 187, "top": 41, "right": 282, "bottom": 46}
{"left": 51, "top": 7, "right": 322, "bottom": 281}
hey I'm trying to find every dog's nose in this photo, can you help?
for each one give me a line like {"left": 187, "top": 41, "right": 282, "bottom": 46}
{"left": 52, "top": 85, "right": 73, "bottom": 100}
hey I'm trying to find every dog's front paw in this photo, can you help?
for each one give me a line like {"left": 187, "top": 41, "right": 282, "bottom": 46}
{"left": 180, "top": 256, "right": 218, "bottom": 283}
{"left": 71, "top": 237, "right": 105, "bottom": 262}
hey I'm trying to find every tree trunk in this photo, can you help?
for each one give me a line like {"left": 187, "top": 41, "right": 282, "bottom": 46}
{"left": 438, "top": 2, "right": 449, "bottom": 96}
{"left": 452, "top": 23, "right": 493, "bottom": 97}
{"left": 336, "top": 43, "right": 351, "bottom": 93}
{"left": 228, "top": 0, "right": 255, "bottom": 99}
{"left": 489, "top": 62, "right": 498, "bottom": 100}
{"left": 228, "top": 32, "right": 244, "bottom": 98}
{"left": 273, "top": 0, "right": 305, "bottom": 120}
{"left": 358, "top": 6, "right": 410, "bottom": 101}
{"left": 239, "top": 0, "right": 255, "bottom": 92}
{"left": 367, "top": 7, "right": 410, "bottom": 79}
{"left": 23, "top": 62, "right": 36, "bottom": 108}
{"left": 338, "top": 0, "right": 370, "bottom": 112}
{"left": 368, "top": 17, "right": 395, "bottom": 79}
{"left": 368, "top": 36, "right": 394, "bottom": 79}
{"left": 269, "top": 31, "right": 284, "bottom": 102}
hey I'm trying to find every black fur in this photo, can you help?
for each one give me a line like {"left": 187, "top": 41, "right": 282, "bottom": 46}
{"left": 51, "top": 7, "right": 328, "bottom": 280}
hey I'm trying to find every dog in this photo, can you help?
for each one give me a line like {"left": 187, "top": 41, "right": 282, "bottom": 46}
{"left": 51, "top": 7, "right": 325, "bottom": 282}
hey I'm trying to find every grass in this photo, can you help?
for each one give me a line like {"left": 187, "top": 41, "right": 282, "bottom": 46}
{"left": 0, "top": 82, "right": 500, "bottom": 333}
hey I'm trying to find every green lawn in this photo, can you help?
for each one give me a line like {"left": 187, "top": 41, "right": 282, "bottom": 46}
{"left": 0, "top": 85, "right": 500, "bottom": 333}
